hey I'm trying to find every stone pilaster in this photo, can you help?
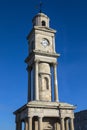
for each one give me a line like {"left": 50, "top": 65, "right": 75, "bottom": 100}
{"left": 53, "top": 63, "right": 58, "bottom": 102}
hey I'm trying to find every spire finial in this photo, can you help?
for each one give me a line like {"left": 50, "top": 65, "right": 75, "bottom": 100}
{"left": 40, "top": 1, "right": 43, "bottom": 13}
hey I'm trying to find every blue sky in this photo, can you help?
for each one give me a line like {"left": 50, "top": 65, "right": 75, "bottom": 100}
{"left": 0, "top": 0, "right": 87, "bottom": 129}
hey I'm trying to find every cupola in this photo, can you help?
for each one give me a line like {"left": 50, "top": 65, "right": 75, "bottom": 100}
{"left": 32, "top": 13, "right": 50, "bottom": 27}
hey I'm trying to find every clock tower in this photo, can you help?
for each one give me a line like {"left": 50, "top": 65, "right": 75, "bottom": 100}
{"left": 14, "top": 12, "right": 75, "bottom": 130}
{"left": 26, "top": 13, "right": 59, "bottom": 102}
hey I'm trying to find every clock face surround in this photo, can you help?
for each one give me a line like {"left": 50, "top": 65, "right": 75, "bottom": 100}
{"left": 41, "top": 39, "right": 49, "bottom": 47}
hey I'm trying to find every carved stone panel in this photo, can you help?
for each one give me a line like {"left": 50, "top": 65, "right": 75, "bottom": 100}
{"left": 60, "top": 109, "right": 74, "bottom": 118}
{"left": 28, "top": 107, "right": 59, "bottom": 117}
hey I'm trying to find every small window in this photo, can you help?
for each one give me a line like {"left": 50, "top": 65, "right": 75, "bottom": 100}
{"left": 42, "top": 21, "right": 46, "bottom": 26}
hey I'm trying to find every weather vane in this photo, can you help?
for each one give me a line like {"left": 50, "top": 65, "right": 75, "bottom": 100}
{"left": 39, "top": 1, "right": 43, "bottom": 13}
{"left": 35, "top": 1, "right": 43, "bottom": 13}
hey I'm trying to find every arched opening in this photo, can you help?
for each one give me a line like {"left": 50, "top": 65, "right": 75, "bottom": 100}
{"left": 22, "top": 121, "right": 25, "bottom": 130}
{"left": 32, "top": 116, "right": 38, "bottom": 130}
{"left": 42, "top": 21, "right": 46, "bottom": 26}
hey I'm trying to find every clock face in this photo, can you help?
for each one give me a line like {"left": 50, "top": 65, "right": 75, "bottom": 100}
{"left": 41, "top": 39, "right": 49, "bottom": 47}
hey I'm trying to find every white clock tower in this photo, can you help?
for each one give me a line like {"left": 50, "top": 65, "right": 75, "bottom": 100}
{"left": 26, "top": 12, "right": 59, "bottom": 102}
{"left": 14, "top": 12, "right": 75, "bottom": 130}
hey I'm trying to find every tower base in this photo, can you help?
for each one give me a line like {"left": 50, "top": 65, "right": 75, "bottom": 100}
{"left": 14, "top": 101, "right": 75, "bottom": 130}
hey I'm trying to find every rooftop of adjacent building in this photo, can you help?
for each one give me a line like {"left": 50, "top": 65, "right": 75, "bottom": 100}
{"left": 75, "top": 109, "right": 87, "bottom": 114}
{"left": 75, "top": 110, "right": 87, "bottom": 121}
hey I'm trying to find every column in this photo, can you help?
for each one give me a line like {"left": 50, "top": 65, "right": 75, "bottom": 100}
{"left": 38, "top": 117, "right": 43, "bottom": 130}
{"left": 27, "top": 66, "right": 31, "bottom": 102}
{"left": 16, "top": 122, "right": 19, "bottom": 130}
{"left": 35, "top": 60, "right": 39, "bottom": 100}
{"left": 70, "top": 118, "right": 74, "bottom": 130}
{"left": 56, "top": 122, "right": 60, "bottom": 130}
{"left": 52, "top": 36, "right": 55, "bottom": 52}
{"left": 16, "top": 121, "right": 22, "bottom": 130}
{"left": 61, "top": 118, "right": 65, "bottom": 130}
{"left": 53, "top": 63, "right": 58, "bottom": 101}
{"left": 28, "top": 117, "right": 32, "bottom": 130}
{"left": 65, "top": 119, "right": 69, "bottom": 130}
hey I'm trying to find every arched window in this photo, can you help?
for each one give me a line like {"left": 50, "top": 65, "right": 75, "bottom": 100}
{"left": 42, "top": 21, "right": 46, "bottom": 26}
